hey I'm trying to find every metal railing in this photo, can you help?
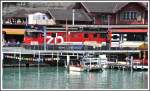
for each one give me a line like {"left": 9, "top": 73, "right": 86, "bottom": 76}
{"left": 21, "top": 44, "right": 140, "bottom": 51}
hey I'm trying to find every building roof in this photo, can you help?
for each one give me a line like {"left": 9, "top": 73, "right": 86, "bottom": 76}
{"left": 66, "top": 24, "right": 148, "bottom": 29}
{"left": 3, "top": 9, "right": 28, "bottom": 18}
{"left": 3, "top": 8, "right": 49, "bottom": 18}
{"left": 48, "top": 9, "right": 92, "bottom": 22}
{"left": 81, "top": 2, "right": 147, "bottom": 13}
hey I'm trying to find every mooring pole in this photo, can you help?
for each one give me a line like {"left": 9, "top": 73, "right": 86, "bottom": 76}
{"left": 130, "top": 56, "right": 133, "bottom": 71}
{"left": 19, "top": 51, "right": 21, "bottom": 88}
{"left": 72, "top": 9, "right": 75, "bottom": 26}
{"left": 38, "top": 51, "right": 40, "bottom": 68}
{"left": 37, "top": 51, "right": 40, "bottom": 88}
{"left": 57, "top": 52, "right": 59, "bottom": 67}
{"left": 99, "top": 55, "right": 101, "bottom": 67}
{"left": 19, "top": 52, "right": 21, "bottom": 67}
{"left": 67, "top": 55, "right": 70, "bottom": 70}
{"left": 90, "top": 58, "right": 91, "bottom": 69}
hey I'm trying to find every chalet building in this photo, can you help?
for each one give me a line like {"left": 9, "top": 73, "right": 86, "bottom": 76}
{"left": 73, "top": 2, "right": 148, "bottom": 25}
{"left": 73, "top": 2, "right": 148, "bottom": 48}
{"left": 2, "top": 2, "right": 148, "bottom": 49}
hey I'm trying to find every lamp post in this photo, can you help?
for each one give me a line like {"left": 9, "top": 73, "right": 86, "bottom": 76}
{"left": 72, "top": 9, "right": 75, "bottom": 26}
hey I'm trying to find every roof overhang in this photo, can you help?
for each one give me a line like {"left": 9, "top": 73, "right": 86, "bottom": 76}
{"left": 112, "top": 29, "right": 148, "bottom": 33}
{"left": 3, "top": 28, "right": 25, "bottom": 35}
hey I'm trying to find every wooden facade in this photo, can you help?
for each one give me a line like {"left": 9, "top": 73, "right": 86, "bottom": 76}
{"left": 74, "top": 2, "right": 148, "bottom": 25}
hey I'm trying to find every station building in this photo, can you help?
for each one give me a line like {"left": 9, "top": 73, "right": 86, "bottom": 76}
{"left": 2, "top": 2, "right": 148, "bottom": 49}
{"left": 2, "top": 2, "right": 148, "bottom": 66}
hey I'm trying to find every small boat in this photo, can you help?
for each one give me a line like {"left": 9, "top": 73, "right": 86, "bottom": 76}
{"left": 82, "top": 57, "right": 103, "bottom": 72}
{"left": 132, "top": 59, "right": 148, "bottom": 70}
{"left": 69, "top": 54, "right": 104, "bottom": 72}
{"left": 69, "top": 65, "right": 84, "bottom": 72}
{"left": 99, "top": 55, "right": 109, "bottom": 69}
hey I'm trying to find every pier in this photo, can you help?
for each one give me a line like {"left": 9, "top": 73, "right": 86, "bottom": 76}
{"left": 2, "top": 47, "right": 147, "bottom": 71}
{"left": 3, "top": 47, "right": 141, "bottom": 54}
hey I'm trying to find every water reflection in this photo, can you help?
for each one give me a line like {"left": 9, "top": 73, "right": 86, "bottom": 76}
{"left": 3, "top": 67, "right": 148, "bottom": 89}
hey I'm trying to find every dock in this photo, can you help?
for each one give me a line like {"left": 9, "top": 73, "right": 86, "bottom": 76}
{"left": 3, "top": 47, "right": 141, "bottom": 54}
{"left": 2, "top": 47, "right": 148, "bottom": 71}
{"left": 106, "top": 62, "right": 148, "bottom": 71}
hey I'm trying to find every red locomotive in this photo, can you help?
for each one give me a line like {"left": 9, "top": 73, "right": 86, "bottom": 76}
{"left": 23, "top": 27, "right": 111, "bottom": 49}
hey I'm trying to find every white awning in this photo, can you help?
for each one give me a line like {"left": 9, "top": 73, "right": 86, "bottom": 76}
{"left": 120, "top": 41, "right": 145, "bottom": 48}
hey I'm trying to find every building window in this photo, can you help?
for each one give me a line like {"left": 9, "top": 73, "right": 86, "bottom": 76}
{"left": 33, "top": 15, "right": 41, "bottom": 20}
{"left": 84, "top": 34, "right": 88, "bottom": 38}
{"left": 100, "top": 14, "right": 108, "bottom": 21}
{"left": 127, "top": 33, "right": 145, "bottom": 41}
{"left": 120, "top": 11, "right": 139, "bottom": 20}
{"left": 43, "top": 16, "right": 46, "bottom": 20}
{"left": 33, "top": 16, "right": 37, "bottom": 20}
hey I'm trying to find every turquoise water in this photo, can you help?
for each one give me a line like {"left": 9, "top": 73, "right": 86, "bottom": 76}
{"left": 3, "top": 67, "right": 148, "bottom": 89}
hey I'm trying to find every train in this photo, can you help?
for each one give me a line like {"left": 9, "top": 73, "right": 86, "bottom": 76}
{"left": 23, "top": 27, "right": 111, "bottom": 50}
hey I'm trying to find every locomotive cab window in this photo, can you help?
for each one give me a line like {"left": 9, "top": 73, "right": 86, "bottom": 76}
{"left": 84, "top": 33, "right": 88, "bottom": 38}
{"left": 32, "top": 32, "right": 40, "bottom": 38}
{"left": 25, "top": 31, "right": 40, "bottom": 38}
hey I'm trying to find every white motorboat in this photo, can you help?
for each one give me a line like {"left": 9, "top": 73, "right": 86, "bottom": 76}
{"left": 99, "top": 55, "right": 109, "bottom": 69}
{"left": 69, "top": 65, "right": 84, "bottom": 72}
{"left": 69, "top": 54, "right": 106, "bottom": 72}
{"left": 82, "top": 57, "right": 103, "bottom": 72}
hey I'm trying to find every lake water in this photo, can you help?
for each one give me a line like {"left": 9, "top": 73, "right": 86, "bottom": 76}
{"left": 2, "top": 67, "right": 148, "bottom": 89}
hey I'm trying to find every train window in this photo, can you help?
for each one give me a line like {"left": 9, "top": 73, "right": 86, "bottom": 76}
{"left": 84, "top": 34, "right": 88, "bottom": 38}
{"left": 25, "top": 32, "right": 41, "bottom": 38}
{"left": 101, "top": 33, "right": 107, "bottom": 38}
{"left": 32, "top": 32, "right": 40, "bottom": 38}
{"left": 51, "top": 33, "right": 56, "bottom": 37}
{"left": 93, "top": 33, "right": 97, "bottom": 38}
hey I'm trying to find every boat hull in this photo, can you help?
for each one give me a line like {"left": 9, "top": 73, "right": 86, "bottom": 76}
{"left": 69, "top": 66, "right": 84, "bottom": 72}
{"left": 85, "top": 67, "right": 103, "bottom": 72}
